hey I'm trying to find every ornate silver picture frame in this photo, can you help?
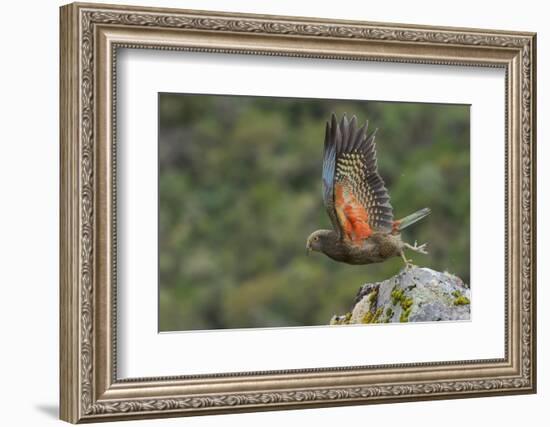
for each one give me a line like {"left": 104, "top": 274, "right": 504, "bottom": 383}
{"left": 60, "top": 2, "right": 536, "bottom": 423}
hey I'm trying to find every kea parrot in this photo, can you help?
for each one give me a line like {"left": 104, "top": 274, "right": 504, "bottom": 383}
{"left": 306, "top": 113, "right": 431, "bottom": 267}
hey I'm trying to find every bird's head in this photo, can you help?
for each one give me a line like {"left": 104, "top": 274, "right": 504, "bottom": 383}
{"left": 306, "top": 229, "right": 337, "bottom": 255}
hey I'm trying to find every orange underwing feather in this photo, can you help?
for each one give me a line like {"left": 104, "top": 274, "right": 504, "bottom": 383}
{"left": 335, "top": 182, "right": 373, "bottom": 241}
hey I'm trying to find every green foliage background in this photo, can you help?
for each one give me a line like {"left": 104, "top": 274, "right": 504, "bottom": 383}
{"left": 158, "top": 94, "right": 470, "bottom": 331}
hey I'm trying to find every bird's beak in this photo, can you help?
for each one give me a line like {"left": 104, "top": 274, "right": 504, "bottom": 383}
{"left": 306, "top": 242, "right": 312, "bottom": 255}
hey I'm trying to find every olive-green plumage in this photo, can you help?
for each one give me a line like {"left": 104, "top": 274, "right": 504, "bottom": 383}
{"left": 306, "top": 113, "right": 430, "bottom": 267}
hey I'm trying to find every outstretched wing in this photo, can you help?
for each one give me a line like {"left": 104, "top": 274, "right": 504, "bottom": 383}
{"left": 324, "top": 113, "right": 393, "bottom": 242}
{"left": 322, "top": 115, "right": 343, "bottom": 237}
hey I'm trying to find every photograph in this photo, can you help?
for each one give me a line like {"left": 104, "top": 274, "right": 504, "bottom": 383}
{"left": 56, "top": 2, "right": 536, "bottom": 423}
{"left": 158, "top": 93, "right": 471, "bottom": 331}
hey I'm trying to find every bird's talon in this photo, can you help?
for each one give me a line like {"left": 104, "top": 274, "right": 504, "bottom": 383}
{"left": 406, "top": 261, "right": 416, "bottom": 269}
{"left": 405, "top": 241, "right": 429, "bottom": 255}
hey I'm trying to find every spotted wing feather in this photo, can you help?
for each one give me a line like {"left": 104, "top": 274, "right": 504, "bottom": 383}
{"left": 331, "top": 114, "right": 393, "bottom": 241}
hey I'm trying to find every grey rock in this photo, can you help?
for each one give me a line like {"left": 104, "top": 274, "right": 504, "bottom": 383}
{"left": 330, "top": 267, "right": 470, "bottom": 325}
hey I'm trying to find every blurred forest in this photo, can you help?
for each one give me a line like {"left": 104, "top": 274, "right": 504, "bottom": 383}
{"left": 158, "top": 93, "right": 470, "bottom": 331}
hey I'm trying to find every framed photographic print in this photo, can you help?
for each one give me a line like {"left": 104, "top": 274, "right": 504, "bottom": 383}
{"left": 59, "top": 2, "right": 537, "bottom": 423}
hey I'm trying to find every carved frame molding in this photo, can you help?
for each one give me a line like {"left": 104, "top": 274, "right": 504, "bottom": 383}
{"left": 60, "top": 2, "right": 536, "bottom": 423}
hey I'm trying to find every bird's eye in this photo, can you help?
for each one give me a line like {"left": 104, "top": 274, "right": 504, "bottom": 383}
{"left": 314, "top": 236, "right": 319, "bottom": 241}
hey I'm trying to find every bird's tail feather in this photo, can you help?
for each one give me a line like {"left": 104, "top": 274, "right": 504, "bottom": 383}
{"left": 395, "top": 208, "right": 431, "bottom": 232}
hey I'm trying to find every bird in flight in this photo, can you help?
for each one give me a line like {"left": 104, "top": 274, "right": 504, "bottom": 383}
{"left": 306, "top": 113, "right": 430, "bottom": 267}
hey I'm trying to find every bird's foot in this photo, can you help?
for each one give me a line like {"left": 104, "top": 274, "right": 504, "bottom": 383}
{"left": 404, "top": 261, "right": 417, "bottom": 270}
{"left": 400, "top": 251, "right": 416, "bottom": 269}
{"left": 405, "top": 241, "right": 428, "bottom": 255}
{"left": 403, "top": 262, "right": 416, "bottom": 270}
